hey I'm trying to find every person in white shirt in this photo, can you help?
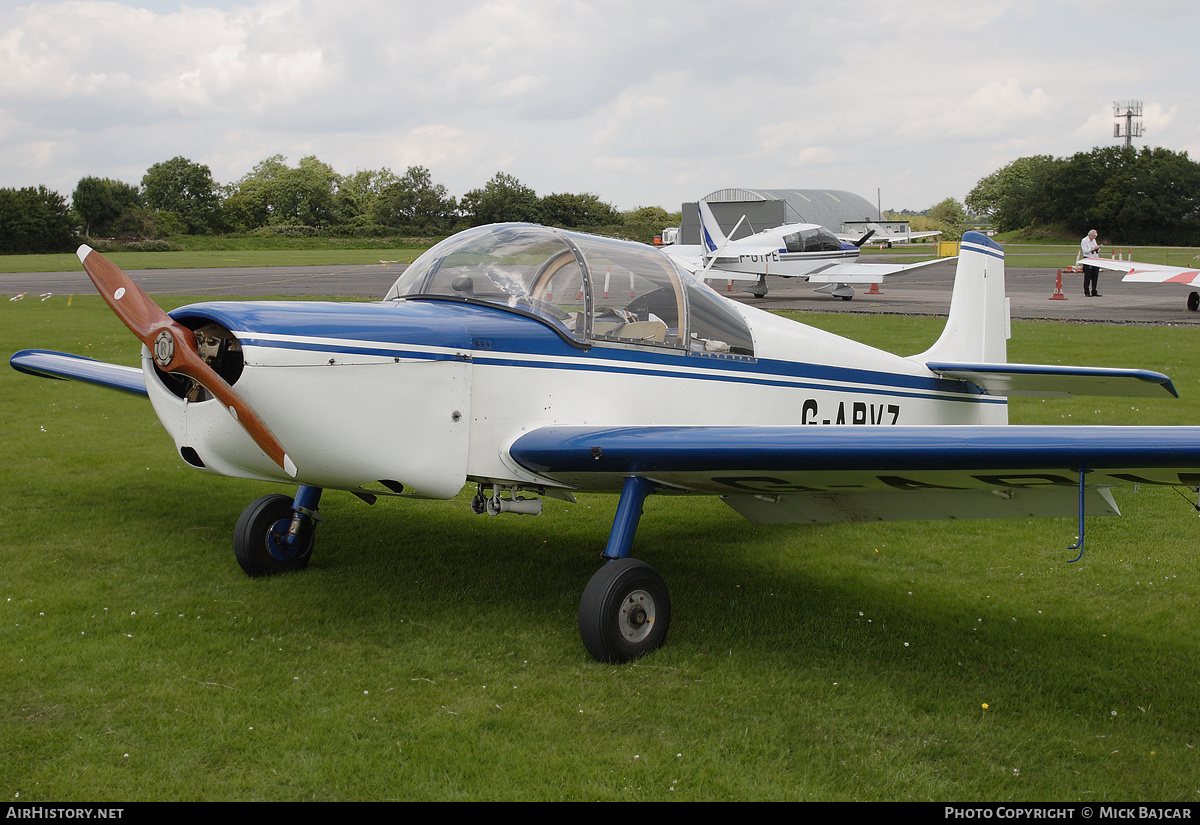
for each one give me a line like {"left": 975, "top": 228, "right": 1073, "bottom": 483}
{"left": 1080, "top": 229, "right": 1101, "bottom": 297}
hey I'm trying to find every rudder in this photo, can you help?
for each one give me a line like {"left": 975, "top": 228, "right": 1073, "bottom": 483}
{"left": 915, "top": 231, "right": 1008, "bottom": 365}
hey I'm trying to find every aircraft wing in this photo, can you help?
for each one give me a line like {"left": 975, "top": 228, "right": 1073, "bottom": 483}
{"left": 658, "top": 244, "right": 704, "bottom": 273}
{"left": 804, "top": 256, "right": 953, "bottom": 284}
{"left": 1076, "top": 258, "right": 1200, "bottom": 285}
{"left": 669, "top": 253, "right": 953, "bottom": 284}
{"left": 507, "top": 424, "right": 1200, "bottom": 522}
{"left": 10, "top": 349, "right": 147, "bottom": 396}
{"left": 836, "top": 229, "right": 943, "bottom": 246}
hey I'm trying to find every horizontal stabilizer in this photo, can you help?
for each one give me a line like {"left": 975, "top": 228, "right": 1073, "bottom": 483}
{"left": 926, "top": 361, "right": 1176, "bottom": 398}
{"left": 9, "top": 349, "right": 147, "bottom": 396}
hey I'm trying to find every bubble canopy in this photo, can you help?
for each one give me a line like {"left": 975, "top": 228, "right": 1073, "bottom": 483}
{"left": 384, "top": 224, "right": 754, "bottom": 355}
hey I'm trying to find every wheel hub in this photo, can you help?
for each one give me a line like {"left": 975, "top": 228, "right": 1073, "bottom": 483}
{"left": 619, "top": 589, "right": 656, "bottom": 642}
{"left": 266, "top": 518, "right": 308, "bottom": 562}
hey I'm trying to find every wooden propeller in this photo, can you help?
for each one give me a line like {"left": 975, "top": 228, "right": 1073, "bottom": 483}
{"left": 77, "top": 245, "right": 296, "bottom": 477}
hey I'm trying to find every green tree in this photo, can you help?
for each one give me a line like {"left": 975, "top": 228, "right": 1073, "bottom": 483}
{"left": 927, "top": 197, "right": 966, "bottom": 227}
{"left": 969, "top": 146, "right": 1200, "bottom": 244}
{"left": 71, "top": 176, "right": 142, "bottom": 237}
{"left": 461, "top": 172, "right": 541, "bottom": 225}
{"left": 224, "top": 155, "right": 344, "bottom": 230}
{"left": 370, "top": 166, "right": 458, "bottom": 232}
{"left": 625, "top": 206, "right": 675, "bottom": 225}
{"left": 1114, "top": 147, "right": 1200, "bottom": 244}
{"left": 539, "top": 192, "right": 620, "bottom": 228}
{"left": 0, "top": 186, "right": 77, "bottom": 253}
{"left": 966, "top": 155, "right": 1057, "bottom": 231}
{"left": 337, "top": 168, "right": 400, "bottom": 224}
{"left": 141, "top": 157, "right": 223, "bottom": 234}
{"left": 918, "top": 197, "right": 967, "bottom": 241}
{"left": 1044, "top": 146, "right": 1136, "bottom": 233}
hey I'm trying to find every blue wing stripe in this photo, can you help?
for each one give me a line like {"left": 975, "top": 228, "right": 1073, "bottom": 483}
{"left": 510, "top": 425, "right": 1200, "bottom": 476}
{"left": 10, "top": 349, "right": 148, "bottom": 397}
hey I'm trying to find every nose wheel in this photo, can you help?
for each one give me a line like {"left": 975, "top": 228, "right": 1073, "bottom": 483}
{"left": 233, "top": 489, "right": 321, "bottom": 577}
{"left": 579, "top": 558, "right": 671, "bottom": 662}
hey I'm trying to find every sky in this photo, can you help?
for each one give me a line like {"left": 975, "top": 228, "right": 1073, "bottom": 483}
{"left": 1, "top": 0, "right": 1198, "bottom": 214}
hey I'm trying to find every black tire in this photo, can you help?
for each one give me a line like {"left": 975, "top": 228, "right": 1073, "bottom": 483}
{"left": 578, "top": 558, "right": 671, "bottom": 662}
{"left": 1188, "top": 291, "right": 1199, "bottom": 312}
{"left": 233, "top": 493, "right": 314, "bottom": 577}
{"left": 840, "top": 294, "right": 853, "bottom": 301}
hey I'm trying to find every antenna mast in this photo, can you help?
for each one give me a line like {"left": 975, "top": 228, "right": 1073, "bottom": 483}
{"left": 1113, "top": 100, "right": 1143, "bottom": 148}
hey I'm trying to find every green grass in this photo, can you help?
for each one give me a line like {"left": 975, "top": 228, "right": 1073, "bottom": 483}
{"left": 159, "top": 234, "right": 440, "bottom": 252}
{"left": 4, "top": 298, "right": 1200, "bottom": 800}
{"left": 0, "top": 247, "right": 431, "bottom": 274}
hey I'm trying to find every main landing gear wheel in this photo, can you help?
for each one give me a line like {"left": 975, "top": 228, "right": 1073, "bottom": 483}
{"left": 234, "top": 493, "right": 314, "bottom": 577}
{"left": 578, "top": 558, "right": 671, "bottom": 662}
{"left": 1188, "top": 291, "right": 1199, "bottom": 312}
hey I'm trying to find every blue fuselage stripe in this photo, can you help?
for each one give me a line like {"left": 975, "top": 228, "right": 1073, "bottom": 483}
{"left": 178, "top": 300, "right": 997, "bottom": 406}
{"left": 234, "top": 335, "right": 997, "bottom": 405}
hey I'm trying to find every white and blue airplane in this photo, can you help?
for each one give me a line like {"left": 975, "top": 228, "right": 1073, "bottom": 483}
{"left": 660, "top": 200, "right": 951, "bottom": 298}
{"left": 836, "top": 222, "right": 943, "bottom": 248}
{"left": 12, "top": 226, "right": 1200, "bottom": 662}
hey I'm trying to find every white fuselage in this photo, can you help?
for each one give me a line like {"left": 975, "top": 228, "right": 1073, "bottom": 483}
{"left": 142, "top": 296, "right": 1004, "bottom": 500}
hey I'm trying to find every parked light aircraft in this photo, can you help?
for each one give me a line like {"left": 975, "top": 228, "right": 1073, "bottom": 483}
{"left": 1077, "top": 256, "right": 1200, "bottom": 311}
{"left": 835, "top": 222, "right": 942, "bottom": 247}
{"left": 13, "top": 226, "right": 1200, "bottom": 663}
{"left": 661, "top": 200, "right": 950, "bottom": 298}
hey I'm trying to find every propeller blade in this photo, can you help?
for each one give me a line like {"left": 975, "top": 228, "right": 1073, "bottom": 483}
{"left": 853, "top": 228, "right": 877, "bottom": 247}
{"left": 77, "top": 245, "right": 296, "bottom": 477}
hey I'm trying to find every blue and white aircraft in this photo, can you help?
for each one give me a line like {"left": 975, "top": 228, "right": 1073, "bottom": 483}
{"left": 661, "top": 200, "right": 950, "bottom": 298}
{"left": 12, "top": 226, "right": 1200, "bottom": 662}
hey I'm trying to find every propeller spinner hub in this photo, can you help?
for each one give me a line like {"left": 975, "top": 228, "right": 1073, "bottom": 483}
{"left": 153, "top": 329, "right": 175, "bottom": 369}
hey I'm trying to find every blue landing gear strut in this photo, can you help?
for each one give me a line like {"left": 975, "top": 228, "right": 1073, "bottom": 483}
{"left": 233, "top": 485, "right": 324, "bottom": 577}
{"left": 579, "top": 477, "right": 672, "bottom": 662}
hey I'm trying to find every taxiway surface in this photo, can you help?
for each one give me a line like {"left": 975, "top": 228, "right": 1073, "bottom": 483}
{"left": 3, "top": 256, "right": 1197, "bottom": 325}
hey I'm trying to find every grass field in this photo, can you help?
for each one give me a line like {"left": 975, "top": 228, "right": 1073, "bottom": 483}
{"left": 4, "top": 240, "right": 1199, "bottom": 275}
{"left": 4, "top": 296, "right": 1200, "bottom": 801}
{"left": 0, "top": 247, "right": 432, "bottom": 274}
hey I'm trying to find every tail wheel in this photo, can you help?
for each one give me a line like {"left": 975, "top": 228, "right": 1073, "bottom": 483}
{"left": 579, "top": 558, "right": 671, "bottom": 662}
{"left": 234, "top": 494, "right": 314, "bottom": 577}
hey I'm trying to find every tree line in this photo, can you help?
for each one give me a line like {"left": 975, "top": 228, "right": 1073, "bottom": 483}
{"left": 7, "top": 144, "right": 1198, "bottom": 255}
{"left": 966, "top": 146, "right": 1200, "bottom": 245}
{"left": 0, "top": 155, "right": 679, "bottom": 254}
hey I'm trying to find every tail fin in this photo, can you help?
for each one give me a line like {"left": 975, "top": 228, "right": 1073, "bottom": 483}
{"left": 915, "top": 231, "right": 1008, "bottom": 364}
{"left": 697, "top": 200, "right": 728, "bottom": 256}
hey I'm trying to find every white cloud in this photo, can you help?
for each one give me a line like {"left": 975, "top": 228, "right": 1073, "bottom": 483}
{"left": 1, "top": 0, "right": 1198, "bottom": 211}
